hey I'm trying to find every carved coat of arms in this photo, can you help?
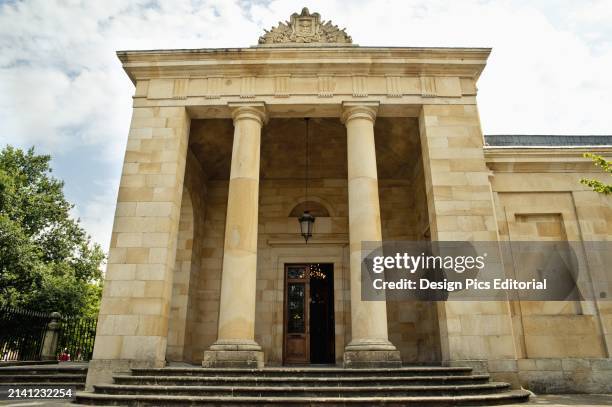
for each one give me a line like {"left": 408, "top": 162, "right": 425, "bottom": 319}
{"left": 259, "top": 8, "right": 352, "bottom": 45}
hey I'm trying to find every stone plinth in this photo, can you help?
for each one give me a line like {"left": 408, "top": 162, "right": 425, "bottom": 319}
{"left": 343, "top": 339, "right": 402, "bottom": 368}
{"left": 202, "top": 339, "right": 264, "bottom": 368}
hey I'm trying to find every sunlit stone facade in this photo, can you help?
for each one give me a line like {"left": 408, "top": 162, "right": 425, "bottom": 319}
{"left": 86, "top": 8, "right": 612, "bottom": 393}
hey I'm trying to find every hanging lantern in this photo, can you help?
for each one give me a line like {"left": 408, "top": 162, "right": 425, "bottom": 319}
{"left": 298, "top": 118, "right": 315, "bottom": 243}
{"left": 299, "top": 210, "right": 315, "bottom": 242}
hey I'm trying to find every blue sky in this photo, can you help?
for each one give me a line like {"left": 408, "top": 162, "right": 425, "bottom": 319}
{"left": 1, "top": 0, "right": 611, "bottom": 251}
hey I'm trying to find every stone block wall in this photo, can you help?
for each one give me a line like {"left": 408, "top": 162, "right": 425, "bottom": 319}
{"left": 495, "top": 191, "right": 608, "bottom": 359}
{"left": 255, "top": 178, "right": 350, "bottom": 365}
{"left": 87, "top": 106, "right": 191, "bottom": 387}
{"left": 380, "top": 158, "right": 441, "bottom": 364}
{"left": 189, "top": 180, "right": 227, "bottom": 362}
{"left": 489, "top": 158, "right": 612, "bottom": 392}
{"left": 418, "top": 104, "right": 517, "bottom": 373}
{"left": 167, "top": 153, "right": 207, "bottom": 362}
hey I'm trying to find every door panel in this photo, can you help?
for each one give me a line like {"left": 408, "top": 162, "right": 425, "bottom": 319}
{"left": 284, "top": 263, "right": 335, "bottom": 365}
{"left": 284, "top": 267, "right": 309, "bottom": 363}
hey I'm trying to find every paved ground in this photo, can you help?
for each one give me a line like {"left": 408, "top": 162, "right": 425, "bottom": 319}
{"left": 511, "top": 394, "right": 612, "bottom": 406}
{"left": 1, "top": 394, "right": 611, "bottom": 406}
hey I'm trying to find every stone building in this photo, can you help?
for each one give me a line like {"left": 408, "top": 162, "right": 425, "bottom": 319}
{"left": 85, "top": 8, "right": 611, "bottom": 397}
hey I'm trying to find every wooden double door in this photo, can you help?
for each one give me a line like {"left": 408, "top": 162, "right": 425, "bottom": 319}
{"left": 283, "top": 263, "right": 335, "bottom": 364}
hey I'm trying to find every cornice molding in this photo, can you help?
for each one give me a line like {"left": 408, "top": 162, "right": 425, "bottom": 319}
{"left": 484, "top": 146, "right": 612, "bottom": 173}
{"left": 116, "top": 47, "right": 491, "bottom": 84}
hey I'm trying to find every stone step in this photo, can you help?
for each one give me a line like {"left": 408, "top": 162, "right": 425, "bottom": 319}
{"left": 0, "top": 360, "right": 59, "bottom": 367}
{"left": 114, "top": 374, "right": 491, "bottom": 387}
{"left": 75, "top": 389, "right": 531, "bottom": 406}
{"left": 131, "top": 366, "right": 473, "bottom": 378}
{"left": 94, "top": 382, "right": 511, "bottom": 397}
{"left": 0, "top": 363, "right": 88, "bottom": 392}
{"left": 0, "top": 374, "right": 87, "bottom": 383}
{"left": 0, "top": 365, "right": 88, "bottom": 376}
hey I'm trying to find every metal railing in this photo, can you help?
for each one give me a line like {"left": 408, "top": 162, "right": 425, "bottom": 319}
{"left": 0, "top": 307, "right": 97, "bottom": 362}
{"left": 0, "top": 307, "right": 52, "bottom": 361}
{"left": 56, "top": 315, "right": 98, "bottom": 361}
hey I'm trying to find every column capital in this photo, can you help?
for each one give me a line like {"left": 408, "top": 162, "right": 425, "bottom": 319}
{"left": 340, "top": 101, "right": 379, "bottom": 124}
{"left": 228, "top": 102, "right": 268, "bottom": 126}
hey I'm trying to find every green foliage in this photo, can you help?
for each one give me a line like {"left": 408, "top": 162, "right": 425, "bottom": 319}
{"left": 0, "top": 146, "right": 104, "bottom": 318}
{"left": 580, "top": 153, "right": 612, "bottom": 195}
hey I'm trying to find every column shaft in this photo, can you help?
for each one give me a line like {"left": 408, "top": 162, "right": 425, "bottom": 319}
{"left": 342, "top": 102, "right": 401, "bottom": 367}
{"left": 203, "top": 103, "right": 266, "bottom": 368}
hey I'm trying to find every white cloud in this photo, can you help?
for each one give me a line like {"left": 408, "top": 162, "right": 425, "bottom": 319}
{"left": 70, "top": 177, "right": 120, "bottom": 252}
{"left": 0, "top": 66, "right": 132, "bottom": 159}
{"left": 0, "top": 0, "right": 611, "bottom": 249}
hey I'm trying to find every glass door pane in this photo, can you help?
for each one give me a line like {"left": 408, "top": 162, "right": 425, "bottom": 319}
{"left": 287, "top": 283, "right": 305, "bottom": 334}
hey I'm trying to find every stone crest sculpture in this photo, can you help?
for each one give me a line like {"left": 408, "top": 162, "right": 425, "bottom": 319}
{"left": 258, "top": 8, "right": 352, "bottom": 45}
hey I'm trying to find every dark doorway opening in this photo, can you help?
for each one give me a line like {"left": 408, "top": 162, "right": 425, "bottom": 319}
{"left": 309, "top": 263, "right": 334, "bottom": 364}
{"left": 283, "top": 263, "right": 335, "bottom": 365}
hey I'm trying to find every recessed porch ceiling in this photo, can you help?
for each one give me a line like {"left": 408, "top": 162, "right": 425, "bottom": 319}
{"left": 189, "top": 117, "right": 420, "bottom": 181}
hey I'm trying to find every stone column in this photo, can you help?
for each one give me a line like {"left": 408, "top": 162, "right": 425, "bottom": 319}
{"left": 202, "top": 102, "right": 266, "bottom": 368}
{"left": 341, "top": 101, "right": 401, "bottom": 367}
{"left": 86, "top": 105, "right": 191, "bottom": 388}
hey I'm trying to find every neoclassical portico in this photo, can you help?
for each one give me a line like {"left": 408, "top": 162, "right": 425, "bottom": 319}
{"left": 200, "top": 100, "right": 401, "bottom": 368}
{"left": 87, "top": 7, "right": 516, "bottom": 388}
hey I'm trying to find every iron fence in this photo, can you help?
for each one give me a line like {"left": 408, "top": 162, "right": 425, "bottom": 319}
{"left": 56, "top": 315, "right": 97, "bottom": 361}
{"left": 0, "top": 307, "right": 52, "bottom": 361}
{"left": 0, "top": 307, "right": 97, "bottom": 361}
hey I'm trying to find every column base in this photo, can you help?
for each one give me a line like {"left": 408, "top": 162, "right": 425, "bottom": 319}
{"left": 343, "top": 339, "right": 402, "bottom": 368}
{"left": 202, "top": 339, "right": 264, "bottom": 368}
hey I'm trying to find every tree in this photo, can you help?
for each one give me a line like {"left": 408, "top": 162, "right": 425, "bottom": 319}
{"left": 580, "top": 153, "right": 612, "bottom": 195}
{"left": 0, "top": 146, "right": 104, "bottom": 317}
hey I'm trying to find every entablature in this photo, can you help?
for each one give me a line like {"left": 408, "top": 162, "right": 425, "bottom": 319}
{"left": 118, "top": 47, "right": 488, "bottom": 108}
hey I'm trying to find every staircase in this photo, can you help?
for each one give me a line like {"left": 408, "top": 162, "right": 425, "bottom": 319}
{"left": 0, "top": 362, "right": 88, "bottom": 390}
{"left": 76, "top": 366, "right": 530, "bottom": 405}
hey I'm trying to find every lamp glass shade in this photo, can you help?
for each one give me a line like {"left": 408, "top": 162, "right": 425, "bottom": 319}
{"left": 298, "top": 210, "right": 315, "bottom": 242}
